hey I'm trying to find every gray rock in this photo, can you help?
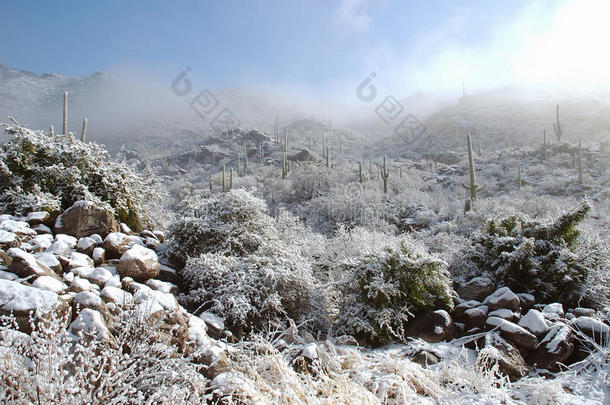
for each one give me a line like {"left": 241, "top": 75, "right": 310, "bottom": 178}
{"left": 54, "top": 201, "right": 119, "bottom": 239}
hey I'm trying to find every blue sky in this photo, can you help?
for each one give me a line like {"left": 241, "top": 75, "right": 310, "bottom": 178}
{"left": 1, "top": 0, "right": 607, "bottom": 98}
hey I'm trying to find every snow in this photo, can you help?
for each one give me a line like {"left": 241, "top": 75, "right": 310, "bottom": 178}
{"left": 84, "top": 268, "right": 113, "bottom": 287}
{"left": 146, "top": 279, "right": 177, "bottom": 294}
{"left": 464, "top": 305, "right": 488, "bottom": 318}
{"left": 199, "top": 311, "right": 225, "bottom": 332}
{"left": 25, "top": 211, "right": 48, "bottom": 223}
{"left": 0, "top": 279, "right": 58, "bottom": 313}
{"left": 572, "top": 316, "right": 610, "bottom": 335}
{"left": 187, "top": 314, "right": 210, "bottom": 347}
{"left": 539, "top": 323, "right": 570, "bottom": 354}
{"left": 542, "top": 303, "right": 564, "bottom": 320}
{"left": 35, "top": 252, "right": 61, "bottom": 271}
{"left": 488, "top": 308, "right": 517, "bottom": 320}
{"left": 54, "top": 234, "right": 78, "bottom": 248}
{"left": 7, "top": 247, "right": 52, "bottom": 277}
{"left": 68, "top": 308, "right": 109, "bottom": 340}
{"left": 100, "top": 286, "right": 134, "bottom": 307}
{"left": 0, "top": 270, "right": 18, "bottom": 281}
{"left": 74, "top": 291, "right": 102, "bottom": 308}
{"left": 45, "top": 240, "right": 70, "bottom": 256}
{"left": 0, "top": 230, "right": 18, "bottom": 245}
{"left": 76, "top": 237, "right": 96, "bottom": 251}
{"left": 0, "top": 220, "right": 36, "bottom": 235}
{"left": 92, "top": 247, "right": 105, "bottom": 262}
{"left": 68, "top": 252, "right": 94, "bottom": 268}
{"left": 104, "top": 274, "right": 121, "bottom": 288}
{"left": 31, "top": 224, "right": 52, "bottom": 234}
{"left": 518, "top": 309, "right": 549, "bottom": 337}
{"left": 70, "top": 276, "right": 97, "bottom": 293}
{"left": 89, "top": 234, "right": 103, "bottom": 245}
{"left": 483, "top": 286, "right": 518, "bottom": 308}
{"left": 32, "top": 276, "right": 67, "bottom": 294}
{"left": 131, "top": 283, "right": 179, "bottom": 315}
{"left": 486, "top": 316, "right": 532, "bottom": 336}
{"left": 29, "top": 234, "right": 53, "bottom": 252}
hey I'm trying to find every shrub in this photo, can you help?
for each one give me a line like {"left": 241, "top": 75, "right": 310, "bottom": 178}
{"left": 336, "top": 239, "right": 453, "bottom": 346}
{"left": 450, "top": 201, "right": 594, "bottom": 307}
{"left": 0, "top": 120, "right": 158, "bottom": 230}
{"left": 168, "top": 189, "right": 277, "bottom": 262}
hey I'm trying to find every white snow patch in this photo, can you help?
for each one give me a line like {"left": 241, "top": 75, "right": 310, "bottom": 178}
{"left": 32, "top": 276, "right": 67, "bottom": 294}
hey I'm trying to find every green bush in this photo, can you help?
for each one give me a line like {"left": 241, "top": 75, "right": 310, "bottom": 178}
{"left": 336, "top": 240, "right": 453, "bottom": 346}
{"left": 0, "top": 121, "right": 158, "bottom": 230}
{"left": 450, "top": 201, "right": 593, "bottom": 307}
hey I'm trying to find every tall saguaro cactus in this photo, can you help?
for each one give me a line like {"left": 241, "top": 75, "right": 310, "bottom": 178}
{"left": 578, "top": 139, "right": 583, "bottom": 185}
{"left": 326, "top": 146, "right": 330, "bottom": 169}
{"left": 517, "top": 159, "right": 522, "bottom": 189}
{"left": 284, "top": 128, "right": 289, "bottom": 153}
{"left": 543, "top": 129, "right": 547, "bottom": 158}
{"left": 229, "top": 167, "right": 233, "bottom": 189}
{"left": 222, "top": 164, "right": 226, "bottom": 192}
{"left": 50, "top": 124, "right": 54, "bottom": 137}
{"left": 81, "top": 118, "right": 88, "bottom": 142}
{"left": 63, "top": 91, "right": 68, "bottom": 134}
{"left": 359, "top": 162, "right": 364, "bottom": 183}
{"left": 282, "top": 152, "right": 288, "bottom": 179}
{"left": 381, "top": 154, "right": 389, "bottom": 193}
{"left": 553, "top": 104, "right": 564, "bottom": 142}
{"left": 462, "top": 133, "right": 481, "bottom": 200}
{"left": 243, "top": 145, "right": 248, "bottom": 175}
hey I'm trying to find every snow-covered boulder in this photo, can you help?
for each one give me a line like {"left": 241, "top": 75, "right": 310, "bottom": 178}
{"left": 26, "top": 211, "right": 50, "bottom": 227}
{"left": 7, "top": 248, "right": 61, "bottom": 281}
{"left": 541, "top": 303, "right": 564, "bottom": 321}
{"left": 100, "top": 286, "right": 134, "bottom": 308}
{"left": 35, "top": 252, "right": 62, "bottom": 273}
{"left": 32, "top": 276, "right": 68, "bottom": 294}
{"left": 464, "top": 306, "right": 488, "bottom": 330}
{"left": 0, "top": 230, "right": 20, "bottom": 249}
{"left": 45, "top": 240, "right": 71, "bottom": 257}
{"left": 54, "top": 234, "right": 78, "bottom": 249}
{"left": 67, "top": 252, "right": 94, "bottom": 270}
{"left": 518, "top": 309, "right": 549, "bottom": 338}
{"left": 571, "top": 316, "right": 610, "bottom": 343}
{"left": 480, "top": 332, "right": 530, "bottom": 381}
{"left": 456, "top": 277, "right": 494, "bottom": 301}
{"left": 483, "top": 287, "right": 520, "bottom": 312}
{"left": 118, "top": 245, "right": 160, "bottom": 281}
{"left": 533, "top": 323, "right": 574, "bottom": 371}
{"left": 76, "top": 237, "right": 96, "bottom": 256}
{"left": 54, "top": 200, "right": 119, "bottom": 239}
{"left": 102, "top": 232, "right": 131, "bottom": 259}
{"left": 405, "top": 310, "right": 455, "bottom": 343}
{"left": 73, "top": 291, "right": 105, "bottom": 313}
{"left": 488, "top": 308, "right": 520, "bottom": 322}
{"left": 92, "top": 247, "right": 105, "bottom": 266}
{"left": 69, "top": 276, "right": 98, "bottom": 293}
{"left": 0, "top": 220, "right": 36, "bottom": 236}
{"left": 199, "top": 311, "right": 226, "bottom": 339}
{"left": 29, "top": 234, "right": 53, "bottom": 253}
{"left": 486, "top": 316, "right": 538, "bottom": 350}
{"left": 0, "top": 279, "right": 71, "bottom": 333}
{"left": 146, "top": 279, "right": 178, "bottom": 295}
{"left": 68, "top": 308, "right": 110, "bottom": 342}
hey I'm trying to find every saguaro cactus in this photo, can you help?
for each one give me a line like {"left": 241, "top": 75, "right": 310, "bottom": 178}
{"left": 517, "top": 159, "right": 522, "bottom": 189}
{"left": 258, "top": 141, "right": 264, "bottom": 164}
{"left": 381, "top": 154, "right": 389, "bottom": 193}
{"left": 209, "top": 174, "right": 213, "bottom": 191}
{"left": 553, "top": 104, "right": 564, "bottom": 142}
{"left": 50, "top": 124, "right": 54, "bottom": 137}
{"left": 326, "top": 146, "right": 330, "bottom": 169}
{"left": 462, "top": 133, "right": 482, "bottom": 200}
{"left": 63, "top": 91, "right": 68, "bottom": 134}
{"left": 274, "top": 116, "right": 279, "bottom": 143}
{"left": 222, "top": 164, "right": 226, "bottom": 192}
{"left": 243, "top": 145, "right": 248, "bottom": 175}
{"left": 81, "top": 118, "right": 88, "bottom": 142}
{"left": 578, "top": 139, "right": 583, "bottom": 185}
{"left": 359, "top": 162, "right": 364, "bottom": 183}
{"left": 542, "top": 129, "right": 547, "bottom": 158}
{"left": 230, "top": 167, "right": 233, "bottom": 189}
{"left": 282, "top": 152, "right": 288, "bottom": 179}
{"left": 284, "top": 128, "right": 289, "bottom": 153}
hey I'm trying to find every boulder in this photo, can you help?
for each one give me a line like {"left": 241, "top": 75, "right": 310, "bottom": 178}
{"left": 102, "top": 232, "right": 131, "bottom": 259}
{"left": 479, "top": 332, "right": 530, "bottom": 381}
{"left": 532, "top": 323, "right": 574, "bottom": 371}
{"left": 405, "top": 310, "right": 455, "bottom": 343}
{"left": 118, "top": 245, "right": 160, "bottom": 281}
{"left": 67, "top": 252, "right": 94, "bottom": 270}
{"left": 0, "top": 230, "right": 20, "bottom": 249}
{"left": 572, "top": 307, "right": 595, "bottom": 318}
{"left": 76, "top": 237, "right": 96, "bottom": 256}
{"left": 464, "top": 306, "right": 488, "bottom": 330}
{"left": 483, "top": 287, "right": 520, "bottom": 312}
{"left": 92, "top": 247, "right": 106, "bottom": 266}
{"left": 517, "top": 293, "right": 536, "bottom": 312}
{"left": 35, "top": 253, "right": 62, "bottom": 273}
{"left": 26, "top": 211, "right": 50, "bottom": 227}
{"left": 68, "top": 308, "right": 111, "bottom": 343}
{"left": 0, "top": 220, "right": 36, "bottom": 237}
{"left": 54, "top": 201, "right": 119, "bottom": 239}
{"left": 199, "top": 311, "right": 226, "bottom": 339}
{"left": 456, "top": 277, "right": 495, "bottom": 301}
{"left": 488, "top": 308, "right": 520, "bottom": 323}
{"left": 7, "top": 248, "right": 61, "bottom": 281}
{"left": 571, "top": 316, "right": 610, "bottom": 343}
{"left": 541, "top": 303, "right": 564, "bottom": 321}
{"left": 518, "top": 309, "right": 549, "bottom": 338}
{"left": 453, "top": 300, "right": 481, "bottom": 321}
{"left": 486, "top": 316, "right": 538, "bottom": 350}
{"left": 32, "top": 276, "right": 68, "bottom": 294}
{"left": 0, "top": 279, "right": 71, "bottom": 333}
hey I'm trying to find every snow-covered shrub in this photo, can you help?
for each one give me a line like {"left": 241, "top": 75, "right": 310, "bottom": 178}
{"left": 180, "top": 239, "right": 327, "bottom": 336}
{"left": 0, "top": 121, "right": 158, "bottom": 230}
{"left": 0, "top": 309, "right": 207, "bottom": 404}
{"left": 173, "top": 190, "right": 327, "bottom": 335}
{"left": 336, "top": 238, "right": 453, "bottom": 346}
{"left": 450, "top": 200, "right": 596, "bottom": 307}
{"left": 168, "top": 189, "right": 277, "bottom": 262}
